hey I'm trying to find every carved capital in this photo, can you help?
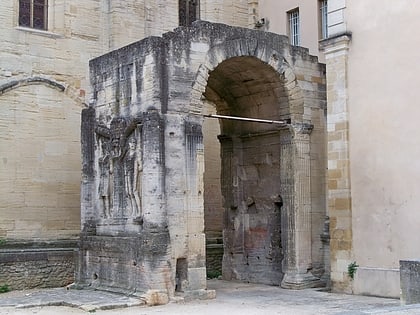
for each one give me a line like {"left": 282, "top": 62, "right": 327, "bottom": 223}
{"left": 291, "top": 123, "right": 313, "bottom": 135}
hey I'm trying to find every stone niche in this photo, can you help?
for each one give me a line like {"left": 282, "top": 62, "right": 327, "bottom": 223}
{"left": 77, "top": 21, "right": 327, "bottom": 301}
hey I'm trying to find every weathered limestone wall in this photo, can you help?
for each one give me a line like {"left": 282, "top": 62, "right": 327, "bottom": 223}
{"left": 0, "top": 241, "right": 76, "bottom": 290}
{"left": 202, "top": 102, "right": 224, "bottom": 276}
{"left": 0, "top": 0, "right": 255, "bottom": 290}
{"left": 0, "top": 85, "right": 81, "bottom": 240}
{"left": 0, "top": 0, "right": 102, "bottom": 289}
{"left": 0, "top": 0, "right": 255, "bottom": 242}
{"left": 103, "top": 0, "right": 255, "bottom": 51}
{"left": 0, "top": 0, "right": 102, "bottom": 245}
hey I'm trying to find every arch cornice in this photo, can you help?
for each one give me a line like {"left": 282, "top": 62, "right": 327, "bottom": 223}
{"left": 0, "top": 76, "right": 86, "bottom": 107}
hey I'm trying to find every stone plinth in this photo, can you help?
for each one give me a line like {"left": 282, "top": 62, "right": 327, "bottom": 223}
{"left": 400, "top": 260, "right": 420, "bottom": 305}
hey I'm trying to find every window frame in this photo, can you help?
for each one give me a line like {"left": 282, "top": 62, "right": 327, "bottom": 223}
{"left": 179, "top": 0, "right": 200, "bottom": 27}
{"left": 319, "top": 0, "right": 328, "bottom": 40}
{"left": 287, "top": 8, "right": 300, "bottom": 46}
{"left": 19, "top": 0, "right": 48, "bottom": 31}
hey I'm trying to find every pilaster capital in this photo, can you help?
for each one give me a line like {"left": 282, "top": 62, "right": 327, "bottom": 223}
{"left": 319, "top": 33, "right": 352, "bottom": 56}
{"left": 291, "top": 122, "right": 314, "bottom": 136}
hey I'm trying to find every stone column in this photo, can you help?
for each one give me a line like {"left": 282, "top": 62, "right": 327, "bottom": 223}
{"left": 320, "top": 33, "right": 353, "bottom": 293}
{"left": 281, "top": 124, "right": 321, "bottom": 289}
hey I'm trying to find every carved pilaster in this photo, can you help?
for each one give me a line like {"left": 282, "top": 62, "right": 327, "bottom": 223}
{"left": 281, "top": 124, "right": 321, "bottom": 289}
{"left": 321, "top": 33, "right": 353, "bottom": 293}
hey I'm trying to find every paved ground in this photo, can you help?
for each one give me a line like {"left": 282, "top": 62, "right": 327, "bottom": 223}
{"left": 1, "top": 280, "right": 420, "bottom": 315}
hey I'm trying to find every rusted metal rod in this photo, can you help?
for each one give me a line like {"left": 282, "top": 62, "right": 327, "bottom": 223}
{"left": 204, "top": 114, "right": 288, "bottom": 125}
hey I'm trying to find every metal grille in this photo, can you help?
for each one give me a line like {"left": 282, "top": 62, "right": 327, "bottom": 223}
{"left": 18, "top": 0, "right": 47, "bottom": 30}
{"left": 320, "top": 0, "right": 328, "bottom": 39}
{"left": 288, "top": 9, "right": 300, "bottom": 46}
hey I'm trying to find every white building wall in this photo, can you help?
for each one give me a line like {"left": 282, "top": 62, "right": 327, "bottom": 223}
{"left": 346, "top": 1, "right": 420, "bottom": 298}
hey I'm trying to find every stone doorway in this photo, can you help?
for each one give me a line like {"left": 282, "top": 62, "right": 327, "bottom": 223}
{"left": 202, "top": 56, "right": 291, "bottom": 285}
{"left": 78, "top": 21, "right": 327, "bottom": 301}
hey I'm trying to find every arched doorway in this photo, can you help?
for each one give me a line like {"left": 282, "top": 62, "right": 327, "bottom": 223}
{"left": 202, "top": 56, "right": 290, "bottom": 285}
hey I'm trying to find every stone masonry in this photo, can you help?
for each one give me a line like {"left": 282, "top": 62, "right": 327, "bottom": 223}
{"left": 77, "top": 21, "right": 327, "bottom": 301}
{"left": 321, "top": 33, "right": 353, "bottom": 293}
{"left": 0, "top": 0, "right": 257, "bottom": 290}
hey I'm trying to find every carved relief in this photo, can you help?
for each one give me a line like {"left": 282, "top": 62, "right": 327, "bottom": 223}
{"left": 95, "top": 117, "right": 143, "bottom": 220}
{"left": 98, "top": 138, "right": 112, "bottom": 218}
{"left": 122, "top": 131, "right": 143, "bottom": 219}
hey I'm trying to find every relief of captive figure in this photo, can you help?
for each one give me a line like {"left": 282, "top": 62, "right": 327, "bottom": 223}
{"left": 98, "top": 139, "right": 112, "bottom": 218}
{"left": 122, "top": 136, "right": 143, "bottom": 219}
{"left": 95, "top": 117, "right": 143, "bottom": 220}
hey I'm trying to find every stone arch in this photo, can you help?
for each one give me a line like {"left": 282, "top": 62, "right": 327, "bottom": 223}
{"left": 0, "top": 76, "right": 86, "bottom": 107}
{"left": 190, "top": 39, "right": 305, "bottom": 124}
{"left": 0, "top": 76, "right": 65, "bottom": 94}
{"left": 78, "top": 21, "right": 327, "bottom": 298}
{"left": 188, "top": 33, "right": 321, "bottom": 288}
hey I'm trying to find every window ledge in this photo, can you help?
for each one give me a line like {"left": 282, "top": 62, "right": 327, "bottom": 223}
{"left": 15, "top": 26, "right": 63, "bottom": 39}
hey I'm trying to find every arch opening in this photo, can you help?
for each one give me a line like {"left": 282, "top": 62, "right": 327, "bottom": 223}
{"left": 202, "top": 56, "right": 290, "bottom": 285}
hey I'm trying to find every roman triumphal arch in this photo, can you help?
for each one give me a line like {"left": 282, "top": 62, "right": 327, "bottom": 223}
{"left": 77, "top": 21, "right": 327, "bottom": 302}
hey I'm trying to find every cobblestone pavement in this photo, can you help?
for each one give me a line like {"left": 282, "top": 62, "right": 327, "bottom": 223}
{"left": 1, "top": 280, "right": 420, "bottom": 315}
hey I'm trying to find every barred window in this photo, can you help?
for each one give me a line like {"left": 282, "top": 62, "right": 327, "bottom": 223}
{"left": 288, "top": 8, "right": 300, "bottom": 46}
{"left": 19, "top": 0, "right": 48, "bottom": 30}
{"left": 179, "top": 0, "right": 199, "bottom": 27}
{"left": 320, "top": 0, "right": 328, "bottom": 39}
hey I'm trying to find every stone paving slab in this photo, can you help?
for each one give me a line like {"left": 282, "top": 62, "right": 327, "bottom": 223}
{"left": 0, "top": 286, "right": 144, "bottom": 311}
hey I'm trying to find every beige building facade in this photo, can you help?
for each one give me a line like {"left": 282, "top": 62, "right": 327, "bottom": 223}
{"left": 258, "top": 0, "right": 327, "bottom": 62}
{"left": 259, "top": 0, "right": 420, "bottom": 297}
{"left": 324, "top": 0, "right": 420, "bottom": 298}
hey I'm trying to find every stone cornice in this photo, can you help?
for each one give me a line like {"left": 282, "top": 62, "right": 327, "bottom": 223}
{"left": 319, "top": 33, "right": 352, "bottom": 55}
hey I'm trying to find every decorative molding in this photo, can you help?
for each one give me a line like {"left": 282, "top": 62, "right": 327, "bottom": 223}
{"left": 0, "top": 76, "right": 66, "bottom": 95}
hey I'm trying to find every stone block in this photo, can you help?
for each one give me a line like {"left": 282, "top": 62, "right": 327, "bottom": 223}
{"left": 400, "top": 260, "right": 420, "bottom": 305}
{"left": 354, "top": 267, "right": 400, "bottom": 299}
{"left": 334, "top": 197, "right": 351, "bottom": 210}
{"left": 143, "top": 290, "right": 169, "bottom": 306}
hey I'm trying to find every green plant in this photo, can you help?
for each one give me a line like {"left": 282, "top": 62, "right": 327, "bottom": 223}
{"left": 206, "top": 270, "right": 222, "bottom": 279}
{"left": 0, "top": 284, "right": 10, "bottom": 293}
{"left": 347, "top": 261, "right": 359, "bottom": 279}
{"left": 0, "top": 239, "right": 6, "bottom": 246}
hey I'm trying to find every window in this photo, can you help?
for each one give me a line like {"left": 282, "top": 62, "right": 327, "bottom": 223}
{"left": 320, "top": 0, "right": 328, "bottom": 39}
{"left": 19, "top": 0, "right": 48, "bottom": 30}
{"left": 288, "top": 8, "right": 300, "bottom": 46}
{"left": 179, "top": 0, "right": 199, "bottom": 27}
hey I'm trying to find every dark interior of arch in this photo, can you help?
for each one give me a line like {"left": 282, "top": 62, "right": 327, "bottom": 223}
{"left": 204, "top": 56, "right": 289, "bottom": 135}
{"left": 203, "top": 56, "right": 288, "bottom": 285}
